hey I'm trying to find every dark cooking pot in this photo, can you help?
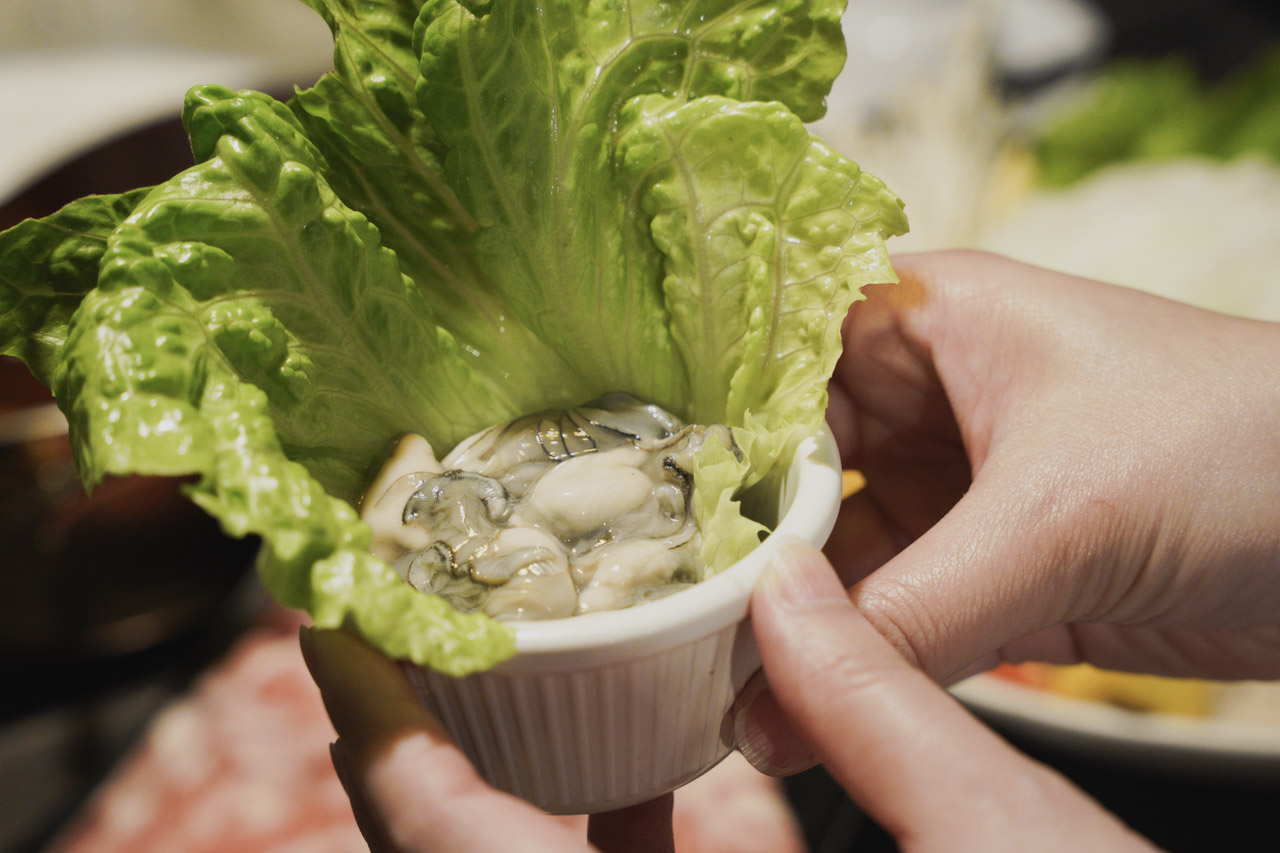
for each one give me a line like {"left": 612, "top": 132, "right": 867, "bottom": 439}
{"left": 0, "top": 358, "right": 258, "bottom": 671}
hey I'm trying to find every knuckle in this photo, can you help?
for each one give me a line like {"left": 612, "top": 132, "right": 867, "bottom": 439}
{"left": 856, "top": 580, "right": 946, "bottom": 673}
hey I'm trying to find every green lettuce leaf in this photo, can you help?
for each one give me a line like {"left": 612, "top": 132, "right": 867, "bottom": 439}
{"left": 614, "top": 93, "right": 904, "bottom": 561}
{"left": 0, "top": 188, "right": 152, "bottom": 385}
{"left": 56, "top": 86, "right": 515, "bottom": 674}
{"left": 0, "top": 0, "right": 905, "bottom": 674}
{"left": 617, "top": 94, "right": 904, "bottom": 437}
{"left": 289, "top": 0, "right": 581, "bottom": 397}
{"left": 412, "top": 0, "right": 853, "bottom": 409}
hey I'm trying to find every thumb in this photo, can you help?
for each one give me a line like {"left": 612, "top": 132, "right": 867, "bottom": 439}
{"left": 746, "top": 542, "right": 1154, "bottom": 851}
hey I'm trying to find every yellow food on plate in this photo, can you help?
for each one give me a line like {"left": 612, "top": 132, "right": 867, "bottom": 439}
{"left": 993, "top": 662, "right": 1243, "bottom": 718}
{"left": 841, "top": 470, "right": 866, "bottom": 500}
{"left": 1036, "top": 664, "right": 1215, "bottom": 718}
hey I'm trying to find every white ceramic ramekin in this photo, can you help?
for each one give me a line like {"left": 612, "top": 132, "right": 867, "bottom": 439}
{"left": 402, "top": 427, "right": 842, "bottom": 814}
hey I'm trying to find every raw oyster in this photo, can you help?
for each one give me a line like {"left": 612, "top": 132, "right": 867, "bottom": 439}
{"left": 361, "top": 394, "right": 733, "bottom": 620}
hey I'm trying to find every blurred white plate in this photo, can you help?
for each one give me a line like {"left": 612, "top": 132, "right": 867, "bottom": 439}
{"left": 0, "top": 49, "right": 306, "bottom": 203}
{"left": 0, "top": 0, "right": 331, "bottom": 204}
{"left": 976, "top": 158, "right": 1280, "bottom": 323}
{"left": 953, "top": 673, "right": 1280, "bottom": 778}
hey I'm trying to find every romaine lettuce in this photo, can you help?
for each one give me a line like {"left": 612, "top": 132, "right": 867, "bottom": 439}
{"left": 0, "top": 0, "right": 906, "bottom": 675}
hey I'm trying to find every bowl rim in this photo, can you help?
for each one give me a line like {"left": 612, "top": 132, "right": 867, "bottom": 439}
{"left": 494, "top": 425, "right": 843, "bottom": 666}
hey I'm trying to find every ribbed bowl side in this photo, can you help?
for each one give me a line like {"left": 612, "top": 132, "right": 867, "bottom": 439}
{"left": 404, "top": 626, "right": 740, "bottom": 814}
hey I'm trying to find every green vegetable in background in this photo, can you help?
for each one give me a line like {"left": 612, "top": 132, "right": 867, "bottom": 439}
{"left": 0, "top": 0, "right": 906, "bottom": 675}
{"left": 1035, "top": 48, "right": 1280, "bottom": 187}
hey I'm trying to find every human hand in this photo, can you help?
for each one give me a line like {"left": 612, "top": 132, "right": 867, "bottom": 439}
{"left": 826, "top": 250, "right": 1280, "bottom": 683}
{"left": 299, "top": 626, "right": 805, "bottom": 853}
{"left": 737, "top": 249, "right": 1280, "bottom": 777}
{"left": 741, "top": 540, "right": 1160, "bottom": 852}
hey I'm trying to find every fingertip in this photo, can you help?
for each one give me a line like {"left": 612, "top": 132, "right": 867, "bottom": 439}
{"left": 755, "top": 538, "right": 849, "bottom": 613}
{"left": 731, "top": 675, "right": 818, "bottom": 778}
{"left": 298, "top": 623, "right": 317, "bottom": 678}
{"left": 741, "top": 544, "right": 858, "bottom": 778}
{"left": 301, "top": 627, "right": 445, "bottom": 751}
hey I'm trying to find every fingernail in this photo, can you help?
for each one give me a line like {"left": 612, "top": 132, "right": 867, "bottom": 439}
{"left": 299, "top": 625, "right": 344, "bottom": 709}
{"left": 299, "top": 625, "right": 321, "bottom": 681}
{"left": 760, "top": 538, "right": 848, "bottom": 611}
{"left": 329, "top": 739, "right": 354, "bottom": 794}
{"left": 732, "top": 676, "right": 819, "bottom": 777}
{"left": 331, "top": 739, "right": 395, "bottom": 853}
